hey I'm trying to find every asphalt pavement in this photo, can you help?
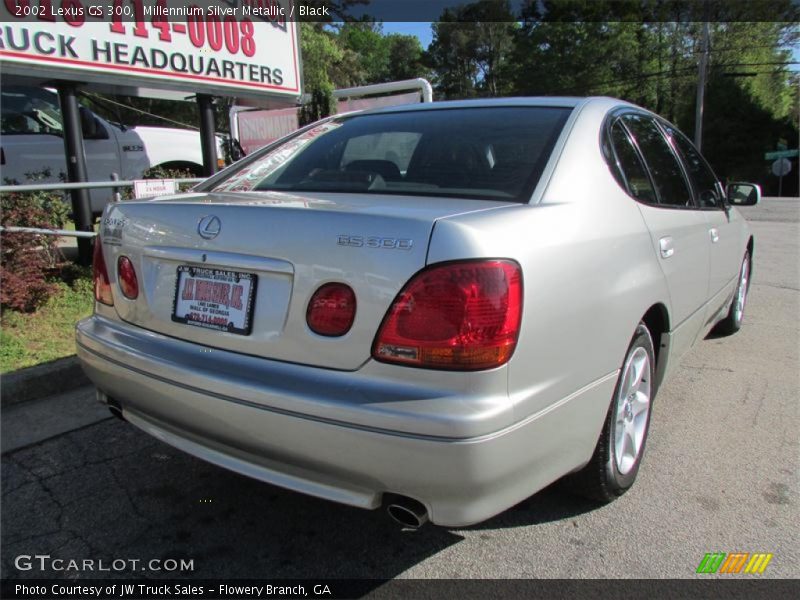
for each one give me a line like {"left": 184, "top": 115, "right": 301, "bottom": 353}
{"left": 1, "top": 198, "right": 798, "bottom": 581}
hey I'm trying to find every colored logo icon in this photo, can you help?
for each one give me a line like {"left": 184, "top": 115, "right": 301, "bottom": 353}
{"left": 696, "top": 552, "right": 773, "bottom": 574}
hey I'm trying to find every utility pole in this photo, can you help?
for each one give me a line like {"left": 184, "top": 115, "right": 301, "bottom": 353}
{"left": 694, "top": 20, "right": 710, "bottom": 151}
{"left": 57, "top": 83, "right": 93, "bottom": 266}
{"left": 197, "top": 94, "right": 218, "bottom": 177}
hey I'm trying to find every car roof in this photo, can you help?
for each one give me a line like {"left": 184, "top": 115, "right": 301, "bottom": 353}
{"left": 351, "top": 96, "right": 628, "bottom": 117}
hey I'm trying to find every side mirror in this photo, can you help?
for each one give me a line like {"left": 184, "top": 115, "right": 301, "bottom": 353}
{"left": 726, "top": 182, "right": 761, "bottom": 206}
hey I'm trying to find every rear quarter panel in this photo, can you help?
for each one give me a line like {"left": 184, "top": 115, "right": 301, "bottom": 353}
{"left": 428, "top": 99, "right": 671, "bottom": 463}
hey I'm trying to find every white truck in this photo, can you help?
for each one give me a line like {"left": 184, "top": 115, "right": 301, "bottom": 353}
{"left": 1, "top": 85, "right": 217, "bottom": 213}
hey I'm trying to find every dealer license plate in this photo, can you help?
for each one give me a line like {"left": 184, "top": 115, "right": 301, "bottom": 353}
{"left": 171, "top": 266, "right": 257, "bottom": 335}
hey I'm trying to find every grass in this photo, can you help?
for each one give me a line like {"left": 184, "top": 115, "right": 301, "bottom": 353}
{"left": 0, "top": 269, "right": 94, "bottom": 373}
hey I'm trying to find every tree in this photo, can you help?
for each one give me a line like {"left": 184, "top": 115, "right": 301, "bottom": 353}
{"left": 507, "top": 0, "right": 798, "bottom": 191}
{"left": 386, "top": 34, "right": 431, "bottom": 82}
{"left": 298, "top": 23, "right": 341, "bottom": 125}
{"left": 683, "top": 21, "right": 799, "bottom": 191}
{"left": 428, "top": 1, "right": 517, "bottom": 99}
{"left": 461, "top": 1, "right": 518, "bottom": 96}
{"left": 429, "top": 9, "right": 480, "bottom": 99}
{"left": 337, "top": 21, "right": 391, "bottom": 85}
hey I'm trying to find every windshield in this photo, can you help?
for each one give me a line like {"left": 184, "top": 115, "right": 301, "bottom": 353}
{"left": 1, "top": 86, "right": 63, "bottom": 136}
{"left": 211, "top": 106, "right": 572, "bottom": 202}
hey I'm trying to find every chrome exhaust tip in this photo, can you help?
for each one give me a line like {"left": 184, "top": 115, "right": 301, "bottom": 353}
{"left": 386, "top": 496, "right": 429, "bottom": 529}
{"left": 97, "top": 390, "right": 126, "bottom": 422}
{"left": 107, "top": 404, "right": 125, "bottom": 421}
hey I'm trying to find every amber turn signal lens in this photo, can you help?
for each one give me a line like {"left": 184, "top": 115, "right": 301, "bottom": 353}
{"left": 92, "top": 240, "right": 114, "bottom": 306}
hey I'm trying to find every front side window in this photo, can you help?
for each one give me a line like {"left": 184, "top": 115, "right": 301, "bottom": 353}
{"left": 622, "top": 114, "right": 693, "bottom": 208}
{"left": 662, "top": 123, "right": 722, "bottom": 208}
{"left": 211, "top": 107, "right": 572, "bottom": 202}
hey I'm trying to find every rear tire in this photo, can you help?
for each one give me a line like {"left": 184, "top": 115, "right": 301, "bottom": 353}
{"left": 714, "top": 252, "right": 750, "bottom": 336}
{"left": 564, "top": 322, "right": 655, "bottom": 502}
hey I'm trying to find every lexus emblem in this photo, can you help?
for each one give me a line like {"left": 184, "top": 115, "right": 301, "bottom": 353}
{"left": 197, "top": 215, "right": 221, "bottom": 240}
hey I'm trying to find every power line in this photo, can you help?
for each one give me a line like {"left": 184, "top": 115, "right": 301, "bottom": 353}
{"left": 715, "top": 61, "right": 800, "bottom": 67}
{"left": 580, "top": 67, "right": 797, "bottom": 95}
{"left": 81, "top": 92, "right": 200, "bottom": 131}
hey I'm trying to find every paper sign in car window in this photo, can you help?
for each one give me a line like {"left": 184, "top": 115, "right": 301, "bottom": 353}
{"left": 214, "top": 121, "right": 342, "bottom": 192}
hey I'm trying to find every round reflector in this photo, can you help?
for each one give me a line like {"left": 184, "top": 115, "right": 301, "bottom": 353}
{"left": 117, "top": 256, "right": 139, "bottom": 300}
{"left": 306, "top": 283, "right": 356, "bottom": 336}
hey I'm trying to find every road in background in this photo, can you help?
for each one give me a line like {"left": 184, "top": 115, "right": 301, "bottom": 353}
{"left": 2, "top": 199, "right": 798, "bottom": 580}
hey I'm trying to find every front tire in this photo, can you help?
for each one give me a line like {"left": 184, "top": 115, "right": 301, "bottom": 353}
{"left": 565, "top": 322, "right": 655, "bottom": 502}
{"left": 714, "top": 252, "right": 750, "bottom": 335}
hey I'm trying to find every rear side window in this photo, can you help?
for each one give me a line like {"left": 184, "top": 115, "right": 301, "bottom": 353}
{"left": 662, "top": 123, "right": 721, "bottom": 208}
{"left": 211, "top": 107, "right": 572, "bottom": 202}
{"left": 622, "top": 114, "right": 693, "bottom": 208}
{"left": 608, "top": 119, "right": 657, "bottom": 204}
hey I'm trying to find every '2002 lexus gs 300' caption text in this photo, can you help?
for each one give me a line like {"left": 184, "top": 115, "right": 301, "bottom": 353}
{"left": 77, "top": 97, "right": 759, "bottom": 527}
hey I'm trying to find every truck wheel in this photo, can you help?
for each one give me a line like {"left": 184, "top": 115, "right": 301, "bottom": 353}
{"left": 564, "top": 322, "right": 655, "bottom": 502}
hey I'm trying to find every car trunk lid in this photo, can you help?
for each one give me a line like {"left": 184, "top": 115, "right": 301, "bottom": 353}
{"left": 100, "top": 191, "right": 510, "bottom": 370}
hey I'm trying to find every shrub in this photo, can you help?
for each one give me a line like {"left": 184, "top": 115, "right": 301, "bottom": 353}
{"left": 1, "top": 170, "right": 70, "bottom": 312}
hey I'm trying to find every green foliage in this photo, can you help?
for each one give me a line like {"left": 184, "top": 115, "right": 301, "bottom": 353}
{"left": 301, "top": 23, "right": 346, "bottom": 90}
{"left": 429, "top": 11, "right": 480, "bottom": 99}
{"left": 2, "top": 169, "right": 70, "bottom": 227}
{"left": 338, "top": 22, "right": 391, "bottom": 85}
{"left": 708, "top": 22, "right": 797, "bottom": 122}
{"left": 336, "top": 23, "right": 430, "bottom": 85}
{"left": 298, "top": 23, "right": 342, "bottom": 124}
{"left": 426, "top": 0, "right": 798, "bottom": 192}
{"left": 142, "top": 165, "right": 197, "bottom": 182}
{"left": 298, "top": 21, "right": 430, "bottom": 125}
{"left": 429, "top": 1, "right": 518, "bottom": 98}
{"left": 1, "top": 170, "right": 71, "bottom": 312}
{"left": 386, "top": 34, "right": 431, "bottom": 82}
{"left": 0, "top": 269, "right": 94, "bottom": 372}
{"left": 300, "top": 86, "right": 337, "bottom": 126}
{"left": 118, "top": 165, "right": 199, "bottom": 201}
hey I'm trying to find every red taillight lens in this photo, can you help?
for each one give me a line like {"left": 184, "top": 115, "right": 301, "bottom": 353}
{"left": 372, "top": 260, "right": 523, "bottom": 370}
{"left": 306, "top": 283, "right": 356, "bottom": 336}
{"left": 117, "top": 256, "right": 139, "bottom": 300}
{"left": 92, "top": 239, "right": 114, "bottom": 306}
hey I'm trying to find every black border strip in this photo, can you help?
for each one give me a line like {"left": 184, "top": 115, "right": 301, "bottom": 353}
{"left": 3, "top": 578, "right": 799, "bottom": 600}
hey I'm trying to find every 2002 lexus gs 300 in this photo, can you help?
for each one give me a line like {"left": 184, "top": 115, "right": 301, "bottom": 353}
{"left": 77, "top": 97, "right": 759, "bottom": 527}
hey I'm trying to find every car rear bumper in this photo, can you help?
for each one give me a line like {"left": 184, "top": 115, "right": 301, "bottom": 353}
{"left": 76, "top": 315, "right": 616, "bottom": 526}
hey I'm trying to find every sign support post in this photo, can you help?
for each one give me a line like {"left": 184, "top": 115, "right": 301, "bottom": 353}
{"left": 197, "top": 94, "right": 218, "bottom": 178}
{"left": 57, "top": 83, "right": 94, "bottom": 266}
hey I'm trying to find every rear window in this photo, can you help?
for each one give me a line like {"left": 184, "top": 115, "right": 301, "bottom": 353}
{"left": 211, "top": 107, "right": 572, "bottom": 202}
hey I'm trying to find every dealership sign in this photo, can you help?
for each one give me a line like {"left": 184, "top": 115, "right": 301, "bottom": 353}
{"left": 0, "top": 0, "right": 301, "bottom": 100}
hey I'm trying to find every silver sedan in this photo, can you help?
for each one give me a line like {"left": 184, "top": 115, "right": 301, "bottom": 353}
{"left": 77, "top": 97, "right": 758, "bottom": 527}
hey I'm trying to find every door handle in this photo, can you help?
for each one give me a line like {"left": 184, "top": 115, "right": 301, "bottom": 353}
{"left": 709, "top": 228, "right": 719, "bottom": 243}
{"left": 659, "top": 236, "right": 674, "bottom": 259}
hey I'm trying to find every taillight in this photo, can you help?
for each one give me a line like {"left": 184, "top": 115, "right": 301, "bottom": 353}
{"left": 92, "top": 239, "right": 113, "bottom": 306}
{"left": 306, "top": 283, "right": 356, "bottom": 336}
{"left": 117, "top": 256, "right": 139, "bottom": 300}
{"left": 372, "top": 260, "right": 523, "bottom": 371}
